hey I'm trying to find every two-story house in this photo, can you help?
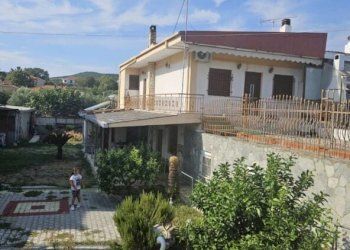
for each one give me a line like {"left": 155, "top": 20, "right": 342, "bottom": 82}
{"left": 81, "top": 20, "right": 328, "bottom": 173}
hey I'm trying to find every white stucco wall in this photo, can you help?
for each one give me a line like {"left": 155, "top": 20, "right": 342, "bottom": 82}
{"left": 155, "top": 57, "right": 187, "bottom": 94}
{"left": 195, "top": 60, "right": 304, "bottom": 98}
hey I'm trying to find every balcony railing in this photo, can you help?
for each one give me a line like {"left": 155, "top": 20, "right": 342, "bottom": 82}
{"left": 123, "top": 92, "right": 350, "bottom": 159}
{"left": 124, "top": 94, "right": 203, "bottom": 113}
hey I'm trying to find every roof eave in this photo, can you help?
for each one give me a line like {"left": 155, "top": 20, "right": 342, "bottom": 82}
{"left": 119, "top": 32, "right": 182, "bottom": 70}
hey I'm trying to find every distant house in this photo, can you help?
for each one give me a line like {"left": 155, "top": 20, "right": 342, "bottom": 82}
{"left": 0, "top": 105, "right": 34, "bottom": 145}
{"left": 61, "top": 77, "right": 76, "bottom": 85}
{"left": 30, "top": 76, "right": 46, "bottom": 86}
{"left": 316, "top": 48, "right": 350, "bottom": 102}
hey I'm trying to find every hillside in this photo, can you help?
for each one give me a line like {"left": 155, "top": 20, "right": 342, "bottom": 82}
{"left": 50, "top": 71, "right": 118, "bottom": 81}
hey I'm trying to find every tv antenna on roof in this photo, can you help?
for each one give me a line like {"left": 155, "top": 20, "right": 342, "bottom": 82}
{"left": 260, "top": 16, "right": 296, "bottom": 30}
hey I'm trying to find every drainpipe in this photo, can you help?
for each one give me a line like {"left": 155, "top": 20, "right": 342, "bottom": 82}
{"left": 156, "top": 236, "right": 166, "bottom": 250}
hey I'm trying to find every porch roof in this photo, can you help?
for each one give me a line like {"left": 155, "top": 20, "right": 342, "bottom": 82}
{"left": 81, "top": 109, "right": 201, "bottom": 128}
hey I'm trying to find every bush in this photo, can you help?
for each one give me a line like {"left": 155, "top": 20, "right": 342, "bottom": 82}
{"left": 114, "top": 192, "right": 174, "bottom": 250}
{"left": 181, "top": 153, "right": 334, "bottom": 249}
{"left": 96, "top": 145, "right": 161, "bottom": 194}
{"left": 7, "top": 87, "right": 32, "bottom": 106}
{"left": 0, "top": 91, "right": 10, "bottom": 104}
{"left": 172, "top": 205, "right": 203, "bottom": 248}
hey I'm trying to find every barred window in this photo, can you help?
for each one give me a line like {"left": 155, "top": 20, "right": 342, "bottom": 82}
{"left": 208, "top": 68, "right": 231, "bottom": 96}
{"left": 201, "top": 152, "right": 212, "bottom": 177}
{"left": 273, "top": 74, "right": 294, "bottom": 96}
{"left": 129, "top": 75, "right": 140, "bottom": 90}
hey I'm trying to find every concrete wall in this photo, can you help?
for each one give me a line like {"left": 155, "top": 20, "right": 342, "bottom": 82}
{"left": 195, "top": 59, "right": 304, "bottom": 98}
{"left": 304, "top": 66, "right": 322, "bottom": 100}
{"left": 183, "top": 130, "right": 350, "bottom": 230}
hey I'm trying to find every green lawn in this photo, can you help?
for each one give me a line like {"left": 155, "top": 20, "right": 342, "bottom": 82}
{"left": 0, "top": 143, "right": 96, "bottom": 187}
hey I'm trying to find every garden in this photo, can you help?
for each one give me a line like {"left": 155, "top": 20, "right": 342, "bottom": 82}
{"left": 95, "top": 144, "right": 337, "bottom": 250}
{"left": 0, "top": 138, "right": 96, "bottom": 188}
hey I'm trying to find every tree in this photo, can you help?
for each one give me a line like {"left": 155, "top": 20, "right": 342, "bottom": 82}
{"left": 0, "top": 91, "right": 10, "bottom": 104}
{"left": 181, "top": 153, "right": 334, "bottom": 249}
{"left": 24, "top": 68, "right": 49, "bottom": 81}
{"left": 76, "top": 76, "right": 98, "bottom": 88}
{"left": 5, "top": 67, "right": 34, "bottom": 87}
{"left": 98, "top": 75, "right": 117, "bottom": 91}
{"left": 0, "top": 71, "right": 6, "bottom": 81}
{"left": 30, "top": 88, "right": 84, "bottom": 117}
{"left": 44, "top": 128, "right": 72, "bottom": 160}
{"left": 7, "top": 87, "right": 32, "bottom": 106}
{"left": 96, "top": 145, "right": 161, "bottom": 194}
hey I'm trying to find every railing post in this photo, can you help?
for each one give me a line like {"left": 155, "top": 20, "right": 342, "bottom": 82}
{"left": 242, "top": 94, "right": 249, "bottom": 129}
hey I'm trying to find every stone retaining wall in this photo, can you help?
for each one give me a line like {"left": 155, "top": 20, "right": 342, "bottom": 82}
{"left": 186, "top": 131, "right": 350, "bottom": 229}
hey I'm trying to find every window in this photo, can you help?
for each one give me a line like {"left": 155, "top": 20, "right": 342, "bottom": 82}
{"left": 201, "top": 152, "right": 212, "bottom": 178}
{"left": 208, "top": 68, "right": 231, "bottom": 96}
{"left": 273, "top": 74, "right": 294, "bottom": 96}
{"left": 129, "top": 75, "right": 140, "bottom": 90}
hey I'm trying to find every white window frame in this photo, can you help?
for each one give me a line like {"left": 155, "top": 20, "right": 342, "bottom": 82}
{"left": 200, "top": 151, "right": 212, "bottom": 179}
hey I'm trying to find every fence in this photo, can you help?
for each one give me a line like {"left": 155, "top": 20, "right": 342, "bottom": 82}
{"left": 124, "top": 94, "right": 203, "bottom": 113}
{"left": 202, "top": 94, "right": 350, "bottom": 159}
{"left": 123, "top": 92, "right": 350, "bottom": 159}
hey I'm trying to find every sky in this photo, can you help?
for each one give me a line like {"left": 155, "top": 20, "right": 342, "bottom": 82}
{"left": 0, "top": 0, "right": 349, "bottom": 77}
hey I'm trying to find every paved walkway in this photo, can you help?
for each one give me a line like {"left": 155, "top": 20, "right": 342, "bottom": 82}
{"left": 0, "top": 188, "right": 120, "bottom": 249}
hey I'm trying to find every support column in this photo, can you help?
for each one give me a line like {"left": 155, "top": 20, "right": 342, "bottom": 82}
{"left": 147, "top": 62, "right": 156, "bottom": 110}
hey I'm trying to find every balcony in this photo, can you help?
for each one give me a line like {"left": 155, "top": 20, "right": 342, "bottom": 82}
{"left": 124, "top": 93, "right": 350, "bottom": 160}
{"left": 124, "top": 94, "right": 203, "bottom": 113}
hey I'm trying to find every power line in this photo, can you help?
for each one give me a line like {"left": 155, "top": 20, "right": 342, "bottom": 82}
{"left": 173, "top": 0, "right": 186, "bottom": 33}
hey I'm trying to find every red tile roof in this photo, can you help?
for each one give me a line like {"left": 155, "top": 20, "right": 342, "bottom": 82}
{"left": 180, "top": 31, "right": 327, "bottom": 59}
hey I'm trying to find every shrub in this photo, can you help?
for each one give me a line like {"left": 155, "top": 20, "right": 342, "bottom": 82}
{"left": 181, "top": 153, "right": 334, "bottom": 249}
{"left": 96, "top": 144, "right": 161, "bottom": 194}
{"left": 172, "top": 205, "right": 203, "bottom": 248}
{"left": 114, "top": 192, "right": 174, "bottom": 250}
{"left": 0, "top": 91, "right": 10, "bottom": 104}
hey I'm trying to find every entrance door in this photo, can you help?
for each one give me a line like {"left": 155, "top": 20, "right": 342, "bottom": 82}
{"left": 156, "top": 130, "right": 163, "bottom": 156}
{"left": 244, "top": 72, "right": 261, "bottom": 99}
{"left": 273, "top": 75, "right": 294, "bottom": 96}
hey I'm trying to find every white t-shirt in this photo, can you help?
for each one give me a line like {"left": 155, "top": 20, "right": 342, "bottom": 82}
{"left": 69, "top": 174, "right": 82, "bottom": 190}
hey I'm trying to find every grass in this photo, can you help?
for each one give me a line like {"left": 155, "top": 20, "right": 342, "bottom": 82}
{"left": 23, "top": 190, "right": 43, "bottom": 197}
{"left": 0, "top": 142, "right": 80, "bottom": 175}
{"left": 46, "top": 195, "right": 57, "bottom": 200}
{"left": 0, "top": 142, "right": 97, "bottom": 187}
{"left": 0, "top": 222, "right": 12, "bottom": 229}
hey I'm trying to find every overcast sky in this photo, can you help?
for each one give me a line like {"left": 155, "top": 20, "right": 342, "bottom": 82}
{"left": 0, "top": 0, "right": 349, "bottom": 77}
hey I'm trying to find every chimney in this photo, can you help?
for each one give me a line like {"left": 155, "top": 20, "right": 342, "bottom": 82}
{"left": 149, "top": 25, "right": 157, "bottom": 47}
{"left": 279, "top": 18, "right": 292, "bottom": 32}
{"left": 345, "top": 36, "right": 350, "bottom": 54}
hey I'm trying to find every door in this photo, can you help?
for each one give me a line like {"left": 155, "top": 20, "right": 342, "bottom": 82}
{"left": 244, "top": 72, "right": 261, "bottom": 99}
{"left": 168, "top": 126, "right": 178, "bottom": 155}
{"left": 156, "top": 130, "right": 163, "bottom": 156}
{"left": 273, "top": 75, "right": 294, "bottom": 96}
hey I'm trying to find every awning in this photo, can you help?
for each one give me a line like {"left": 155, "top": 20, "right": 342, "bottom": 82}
{"left": 81, "top": 109, "right": 201, "bottom": 128}
{"left": 189, "top": 44, "right": 323, "bottom": 66}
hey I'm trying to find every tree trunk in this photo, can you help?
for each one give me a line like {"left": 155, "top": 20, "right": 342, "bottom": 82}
{"left": 168, "top": 156, "right": 179, "bottom": 199}
{"left": 57, "top": 145, "right": 63, "bottom": 160}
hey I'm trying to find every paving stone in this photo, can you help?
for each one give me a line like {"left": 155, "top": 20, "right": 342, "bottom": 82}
{"left": 0, "top": 189, "right": 119, "bottom": 248}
